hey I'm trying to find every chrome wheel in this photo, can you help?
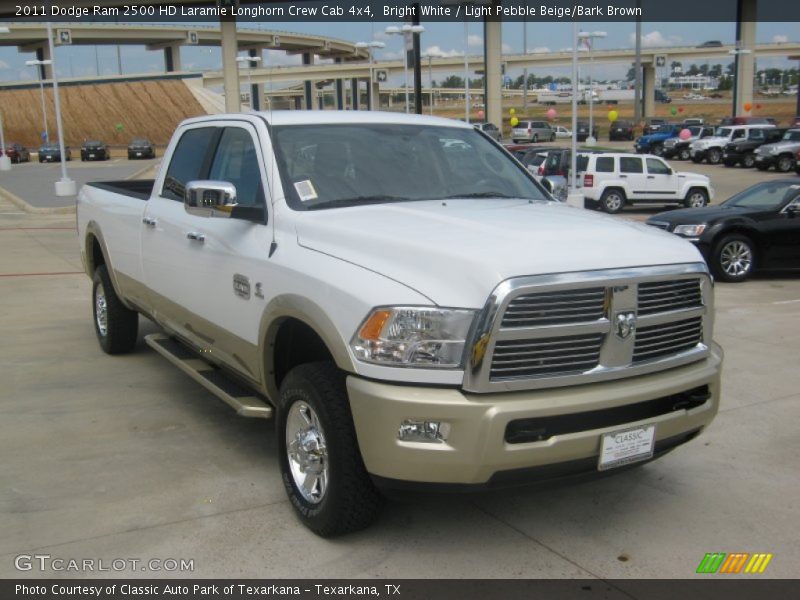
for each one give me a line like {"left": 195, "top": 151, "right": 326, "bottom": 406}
{"left": 603, "top": 192, "right": 624, "bottom": 213}
{"left": 720, "top": 240, "right": 753, "bottom": 278}
{"left": 286, "top": 401, "right": 329, "bottom": 504}
{"left": 687, "top": 191, "right": 707, "bottom": 208}
{"left": 95, "top": 282, "right": 108, "bottom": 336}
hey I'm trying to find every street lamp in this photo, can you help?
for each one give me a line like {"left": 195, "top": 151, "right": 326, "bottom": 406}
{"left": 567, "top": 21, "right": 583, "bottom": 208}
{"left": 423, "top": 52, "right": 441, "bottom": 116}
{"left": 578, "top": 30, "right": 607, "bottom": 146}
{"left": 236, "top": 55, "right": 262, "bottom": 110}
{"left": 45, "top": 22, "right": 75, "bottom": 197}
{"left": 354, "top": 41, "right": 385, "bottom": 111}
{"left": 0, "top": 26, "right": 9, "bottom": 171}
{"left": 25, "top": 59, "right": 52, "bottom": 145}
{"left": 386, "top": 25, "right": 424, "bottom": 114}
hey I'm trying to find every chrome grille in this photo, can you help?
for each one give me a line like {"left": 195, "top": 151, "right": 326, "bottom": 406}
{"left": 633, "top": 317, "right": 703, "bottom": 363}
{"left": 638, "top": 279, "right": 702, "bottom": 315}
{"left": 491, "top": 334, "right": 604, "bottom": 380}
{"left": 465, "top": 265, "right": 713, "bottom": 393}
{"left": 501, "top": 287, "right": 606, "bottom": 328}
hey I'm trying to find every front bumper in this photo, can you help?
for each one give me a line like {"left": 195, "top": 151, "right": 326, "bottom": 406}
{"left": 348, "top": 344, "right": 722, "bottom": 487}
{"left": 690, "top": 148, "right": 707, "bottom": 160}
{"left": 753, "top": 154, "right": 778, "bottom": 167}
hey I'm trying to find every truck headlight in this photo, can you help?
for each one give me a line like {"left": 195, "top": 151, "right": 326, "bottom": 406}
{"left": 351, "top": 307, "right": 476, "bottom": 368}
{"left": 673, "top": 224, "right": 707, "bottom": 237}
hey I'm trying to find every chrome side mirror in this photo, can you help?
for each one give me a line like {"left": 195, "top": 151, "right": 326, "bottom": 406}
{"left": 184, "top": 180, "right": 237, "bottom": 218}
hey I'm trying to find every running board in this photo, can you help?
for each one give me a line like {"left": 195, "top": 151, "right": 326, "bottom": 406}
{"left": 144, "top": 333, "right": 273, "bottom": 419}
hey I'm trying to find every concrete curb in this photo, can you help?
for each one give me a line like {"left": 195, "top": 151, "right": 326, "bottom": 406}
{"left": 0, "top": 160, "right": 159, "bottom": 215}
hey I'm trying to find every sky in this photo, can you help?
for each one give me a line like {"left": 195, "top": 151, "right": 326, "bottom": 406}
{"left": 0, "top": 20, "right": 797, "bottom": 85}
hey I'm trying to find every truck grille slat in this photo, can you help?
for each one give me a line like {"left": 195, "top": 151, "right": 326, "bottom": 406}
{"left": 490, "top": 334, "right": 603, "bottom": 379}
{"left": 638, "top": 279, "right": 703, "bottom": 316}
{"left": 501, "top": 288, "right": 606, "bottom": 328}
{"left": 633, "top": 317, "right": 703, "bottom": 363}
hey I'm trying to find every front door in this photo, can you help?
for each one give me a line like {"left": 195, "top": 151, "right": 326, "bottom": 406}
{"left": 645, "top": 157, "right": 679, "bottom": 201}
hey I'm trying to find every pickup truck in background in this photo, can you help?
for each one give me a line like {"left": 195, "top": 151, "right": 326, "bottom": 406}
{"left": 77, "top": 112, "right": 723, "bottom": 537}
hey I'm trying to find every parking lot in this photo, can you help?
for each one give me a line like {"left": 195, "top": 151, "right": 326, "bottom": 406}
{"left": 1, "top": 155, "right": 798, "bottom": 581}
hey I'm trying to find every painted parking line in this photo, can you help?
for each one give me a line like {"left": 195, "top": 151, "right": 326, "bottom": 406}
{"left": 0, "top": 271, "right": 84, "bottom": 278}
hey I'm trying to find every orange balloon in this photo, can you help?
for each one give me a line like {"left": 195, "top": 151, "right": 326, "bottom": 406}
{"left": 744, "top": 102, "right": 753, "bottom": 112}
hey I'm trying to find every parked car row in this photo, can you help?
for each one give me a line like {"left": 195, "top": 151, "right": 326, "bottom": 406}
{"left": 0, "top": 139, "right": 157, "bottom": 164}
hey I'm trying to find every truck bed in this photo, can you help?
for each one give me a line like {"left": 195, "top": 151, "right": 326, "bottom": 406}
{"left": 86, "top": 179, "right": 155, "bottom": 201}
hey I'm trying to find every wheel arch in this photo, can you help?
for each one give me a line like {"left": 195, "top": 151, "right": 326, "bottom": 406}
{"left": 259, "top": 295, "right": 356, "bottom": 402}
{"left": 83, "top": 222, "right": 133, "bottom": 310}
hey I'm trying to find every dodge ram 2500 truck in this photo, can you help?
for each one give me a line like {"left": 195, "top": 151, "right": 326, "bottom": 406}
{"left": 78, "top": 112, "right": 723, "bottom": 537}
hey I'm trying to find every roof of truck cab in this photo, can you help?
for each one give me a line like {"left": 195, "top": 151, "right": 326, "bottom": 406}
{"left": 256, "top": 110, "right": 475, "bottom": 128}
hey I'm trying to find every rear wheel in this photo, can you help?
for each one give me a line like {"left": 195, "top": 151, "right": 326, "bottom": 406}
{"left": 707, "top": 148, "right": 722, "bottom": 164}
{"left": 533, "top": 134, "right": 539, "bottom": 142}
{"left": 742, "top": 153, "right": 756, "bottom": 168}
{"left": 652, "top": 143, "right": 664, "bottom": 157}
{"left": 679, "top": 147, "right": 691, "bottom": 161}
{"left": 92, "top": 265, "right": 138, "bottom": 354}
{"left": 711, "top": 234, "right": 755, "bottom": 283}
{"left": 277, "top": 362, "right": 383, "bottom": 537}
{"left": 776, "top": 155, "right": 794, "bottom": 173}
{"left": 600, "top": 188, "right": 625, "bottom": 214}
{"left": 684, "top": 188, "right": 709, "bottom": 209}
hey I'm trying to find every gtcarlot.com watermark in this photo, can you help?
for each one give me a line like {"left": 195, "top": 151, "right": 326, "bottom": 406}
{"left": 14, "top": 554, "right": 194, "bottom": 573}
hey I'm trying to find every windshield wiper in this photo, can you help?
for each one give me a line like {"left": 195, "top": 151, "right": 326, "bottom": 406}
{"left": 304, "top": 195, "right": 414, "bottom": 210}
{"left": 436, "top": 191, "right": 520, "bottom": 199}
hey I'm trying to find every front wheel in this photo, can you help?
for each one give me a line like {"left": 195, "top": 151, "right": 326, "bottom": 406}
{"left": 684, "top": 188, "right": 709, "bottom": 208}
{"left": 277, "top": 362, "right": 383, "bottom": 537}
{"left": 776, "top": 156, "right": 794, "bottom": 173}
{"left": 679, "top": 148, "right": 691, "bottom": 161}
{"left": 712, "top": 234, "right": 755, "bottom": 283}
{"left": 707, "top": 148, "right": 722, "bottom": 164}
{"left": 600, "top": 189, "right": 625, "bottom": 214}
{"left": 742, "top": 153, "right": 756, "bottom": 168}
{"left": 92, "top": 265, "right": 138, "bottom": 354}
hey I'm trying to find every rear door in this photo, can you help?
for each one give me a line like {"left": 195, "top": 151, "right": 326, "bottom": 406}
{"left": 645, "top": 157, "right": 679, "bottom": 200}
{"left": 618, "top": 156, "right": 648, "bottom": 201}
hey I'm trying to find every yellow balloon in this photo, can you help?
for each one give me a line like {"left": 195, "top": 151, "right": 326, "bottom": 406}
{"left": 510, "top": 116, "right": 519, "bottom": 127}
{"left": 509, "top": 108, "right": 516, "bottom": 115}
{"left": 608, "top": 110, "right": 619, "bottom": 123}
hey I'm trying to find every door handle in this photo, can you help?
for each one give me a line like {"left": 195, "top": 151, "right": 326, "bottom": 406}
{"left": 142, "top": 217, "right": 157, "bottom": 227}
{"left": 186, "top": 232, "right": 205, "bottom": 243}
{"left": 619, "top": 175, "right": 628, "bottom": 178}
{"left": 647, "top": 175, "right": 655, "bottom": 179}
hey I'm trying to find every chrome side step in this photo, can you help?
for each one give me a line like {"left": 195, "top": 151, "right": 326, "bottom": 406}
{"left": 144, "top": 333, "right": 273, "bottom": 419}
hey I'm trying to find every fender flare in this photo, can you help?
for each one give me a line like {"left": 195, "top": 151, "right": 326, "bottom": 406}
{"left": 83, "top": 221, "right": 135, "bottom": 310}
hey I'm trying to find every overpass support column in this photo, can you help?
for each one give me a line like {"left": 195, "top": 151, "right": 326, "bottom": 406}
{"left": 351, "top": 78, "right": 360, "bottom": 110}
{"left": 303, "top": 52, "right": 315, "bottom": 110}
{"left": 334, "top": 58, "right": 344, "bottom": 110}
{"left": 220, "top": 15, "right": 241, "bottom": 113}
{"left": 163, "top": 44, "right": 182, "bottom": 72}
{"left": 733, "top": 0, "right": 757, "bottom": 116}
{"left": 484, "top": 14, "right": 502, "bottom": 129}
{"left": 248, "top": 47, "right": 264, "bottom": 111}
{"left": 643, "top": 63, "right": 656, "bottom": 118}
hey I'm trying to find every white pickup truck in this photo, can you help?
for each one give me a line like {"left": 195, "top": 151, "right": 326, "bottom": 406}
{"left": 77, "top": 111, "right": 722, "bottom": 537}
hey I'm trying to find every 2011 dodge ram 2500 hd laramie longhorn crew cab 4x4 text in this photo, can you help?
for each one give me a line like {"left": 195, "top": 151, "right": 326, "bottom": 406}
{"left": 78, "top": 112, "right": 723, "bottom": 537}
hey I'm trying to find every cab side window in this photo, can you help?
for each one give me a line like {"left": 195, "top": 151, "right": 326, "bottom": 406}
{"left": 161, "top": 127, "right": 218, "bottom": 201}
{"left": 620, "top": 157, "right": 643, "bottom": 173}
{"left": 208, "top": 127, "right": 265, "bottom": 207}
{"left": 646, "top": 158, "right": 671, "bottom": 175}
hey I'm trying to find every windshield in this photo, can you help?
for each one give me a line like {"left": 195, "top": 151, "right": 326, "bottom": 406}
{"left": 782, "top": 130, "right": 800, "bottom": 142}
{"left": 688, "top": 126, "right": 702, "bottom": 136}
{"left": 271, "top": 123, "right": 549, "bottom": 210}
{"left": 715, "top": 127, "right": 732, "bottom": 137}
{"left": 724, "top": 182, "right": 800, "bottom": 209}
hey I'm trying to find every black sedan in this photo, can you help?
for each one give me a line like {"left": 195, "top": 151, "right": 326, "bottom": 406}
{"left": 81, "top": 140, "right": 110, "bottom": 161}
{"left": 575, "top": 122, "right": 598, "bottom": 142}
{"left": 647, "top": 180, "right": 800, "bottom": 282}
{"left": 127, "top": 138, "right": 156, "bottom": 159}
{"left": 38, "top": 144, "right": 72, "bottom": 163}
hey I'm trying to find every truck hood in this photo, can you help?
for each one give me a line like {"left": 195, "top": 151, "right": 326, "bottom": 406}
{"left": 295, "top": 199, "right": 703, "bottom": 307}
{"left": 692, "top": 136, "right": 729, "bottom": 148}
{"left": 756, "top": 141, "right": 800, "bottom": 153}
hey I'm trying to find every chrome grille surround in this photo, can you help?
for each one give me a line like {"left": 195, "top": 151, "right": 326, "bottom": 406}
{"left": 462, "top": 263, "right": 713, "bottom": 393}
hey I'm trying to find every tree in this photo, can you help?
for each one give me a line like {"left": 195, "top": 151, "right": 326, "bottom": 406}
{"left": 686, "top": 64, "right": 700, "bottom": 76}
{"left": 440, "top": 75, "right": 464, "bottom": 88}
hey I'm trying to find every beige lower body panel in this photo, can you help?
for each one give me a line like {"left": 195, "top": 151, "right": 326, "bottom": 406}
{"left": 347, "top": 344, "right": 722, "bottom": 485}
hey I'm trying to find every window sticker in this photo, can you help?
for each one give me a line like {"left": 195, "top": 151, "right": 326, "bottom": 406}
{"left": 294, "top": 179, "right": 318, "bottom": 202}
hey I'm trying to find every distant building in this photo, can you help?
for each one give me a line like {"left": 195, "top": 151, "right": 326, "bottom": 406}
{"left": 667, "top": 75, "right": 720, "bottom": 90}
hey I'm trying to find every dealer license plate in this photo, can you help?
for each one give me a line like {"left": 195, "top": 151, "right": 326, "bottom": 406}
{"left": 136, "top": 152, "right": 142, "bottom": 156}
{"left": 89, "top": 154, "right": 95, "bottom": 158}
{"left": 598, "top": 425, "right": 655, "bottom": 471}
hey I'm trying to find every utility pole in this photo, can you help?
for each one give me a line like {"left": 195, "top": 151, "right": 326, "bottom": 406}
{"left": 634, "top": 4, "right": 642, "bottom": 124}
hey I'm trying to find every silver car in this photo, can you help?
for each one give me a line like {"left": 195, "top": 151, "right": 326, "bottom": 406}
{"left": 512, "top": 120, "right": 555, "bottom": 143}
{"left": 474, "top": 122, "right": 502, "bottom": 142}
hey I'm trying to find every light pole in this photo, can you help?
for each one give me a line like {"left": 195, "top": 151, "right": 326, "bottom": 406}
{"left": 46, "top": 22, "right": 75, "bottom": 196}
{"left": 567, "top": 21, "right": 583, "bottom": 208}
{"left": 578, "top": 31, "right": 607, "bottom": 146}
{"left": 386, "top": 25, "right": 424, "bottom": 114}
{"left": 235, "top": 55, "right": 262, "bottom": 110}
{"left": 522, "top": 18, "right": 528, "bottom": 111}
{"left": 0, "top": 111, "right": 10, "bottom": 171}
{"left": 354, "top": 41, "right": 385, "bottom": 111}
{"left": 424, "top": 53, "right": 437, "bottom": 115}
{"left": 25, "top": 59, "right": 52, "bottom": 144}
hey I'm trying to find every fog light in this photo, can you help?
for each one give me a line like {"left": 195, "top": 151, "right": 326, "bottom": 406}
{"left": 398, "top": 420, "right": 450, "bottom": 443}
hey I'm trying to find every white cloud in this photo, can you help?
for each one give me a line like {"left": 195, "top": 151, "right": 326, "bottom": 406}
{"left": 467, "top": 34, "right": 483, "bottom": 47}
{"left": 381, "top": 50, "right": 404, "bottom": 61}
{"left": 773, "top": 35, "right": 789, "bottom": 43}
{"left": 502, "top": 43, "right": 514, "bottom": 53}
{"left": 0, "top": 60, "right": 9, "bottom": 70}
{"left": 629, "top": 31, "right": 682, "bottom": 48}
{"left": 424, "top": 45, "right": 463, "bottom": 58}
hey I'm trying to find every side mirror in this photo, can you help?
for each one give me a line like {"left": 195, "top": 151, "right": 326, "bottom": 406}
{"left": 185, "top": 180, "right": 237, "bottom": 218}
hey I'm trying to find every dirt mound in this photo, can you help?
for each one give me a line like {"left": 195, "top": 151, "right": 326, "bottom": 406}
{"left": 1, "top": 79, "right": 206, "bottom": 149}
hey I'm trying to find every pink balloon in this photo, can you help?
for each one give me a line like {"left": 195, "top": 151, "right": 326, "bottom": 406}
{"left": 679, "top": 128, "right": 692, "bottom": 140}
{"left": 477, "top": 110, "right": 485, "bottom": 119}
{"left": 546, "top": 108, "right": 557, "bottom": 119}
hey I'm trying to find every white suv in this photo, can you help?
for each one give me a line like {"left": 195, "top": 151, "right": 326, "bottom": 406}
{"left": 578, "top": 153, "right": 713, "bottom": 213}
{"left": 690, "top": 124, "right": 775, "bottom": 164}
